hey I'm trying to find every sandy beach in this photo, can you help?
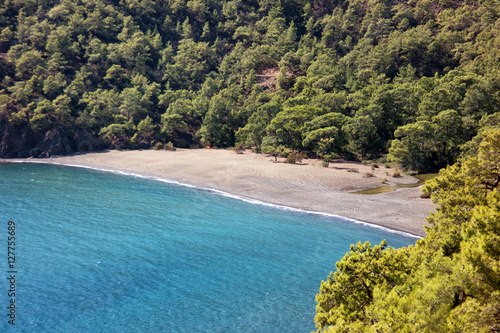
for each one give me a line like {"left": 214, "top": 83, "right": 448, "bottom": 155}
{"left": 5, "top": 149, "right": 436, "bottom": 237}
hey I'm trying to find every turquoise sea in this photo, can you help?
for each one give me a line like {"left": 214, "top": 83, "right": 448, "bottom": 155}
{"left": 0, "top": 163, "right": 418, "bottom": 332}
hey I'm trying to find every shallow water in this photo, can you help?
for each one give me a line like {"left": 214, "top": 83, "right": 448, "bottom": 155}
{"left": 352, "top": 173, "right": 438, "bottom": 195}
{"left": 0, "top": 163, "right": 417, "bottom": 332}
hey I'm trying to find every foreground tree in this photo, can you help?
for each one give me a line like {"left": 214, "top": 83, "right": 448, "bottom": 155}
{"left": 315, "top": 241, "right": 412, "bottom": 331}
{"left": 314, "top": 129, "right": 500, "bottom": 332}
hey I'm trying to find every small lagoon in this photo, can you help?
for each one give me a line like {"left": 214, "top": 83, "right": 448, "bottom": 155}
{"left": 0, "top": 163, "right": 417, "bottom": 332}
{"left": 352, "top": 173, "right": 438, "bottom": 195}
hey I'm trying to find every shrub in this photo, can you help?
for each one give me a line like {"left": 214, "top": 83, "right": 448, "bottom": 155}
{"left": 392, "top": 169, "right": 401, "bottom": 177}
{"left": 234, "top": 143, "right": 243, "bottom": 154}
{"left": 364, "top": 172, "right": 376, "bottom": 178}
{"left": 322, "top": 153, "right": 338, "bottom": 168}
{"left": 285, "top": 152, "right": 305, "bottom": 164}
{"left": 154, "top": 142, "right": 164, "bottom": 150}
{"left": 164, "top": 141, "right": 176, "bottom": 151}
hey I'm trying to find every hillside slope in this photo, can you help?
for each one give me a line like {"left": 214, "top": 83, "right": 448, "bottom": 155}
{"left": 0, "top": 0, "right": 499, "bottom": 171}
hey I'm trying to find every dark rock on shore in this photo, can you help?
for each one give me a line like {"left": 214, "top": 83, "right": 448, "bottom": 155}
{"left": 0, "top": 120, "right": 104, "bottom": 158}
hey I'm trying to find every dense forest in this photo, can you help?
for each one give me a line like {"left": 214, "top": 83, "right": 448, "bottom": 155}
{"left": 0, "top": 0, "right": 499, "bottom": 172}
{"left": 315, "top": 129, "right": 500, "bottom": 332}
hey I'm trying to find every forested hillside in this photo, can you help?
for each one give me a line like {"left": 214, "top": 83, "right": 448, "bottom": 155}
{"left": 0, "top": 0, "right": 499, "bottom": 171}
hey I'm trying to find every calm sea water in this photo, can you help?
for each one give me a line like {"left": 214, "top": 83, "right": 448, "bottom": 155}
{"left": 0, "top": 163, "right": 417, "bottom": 332}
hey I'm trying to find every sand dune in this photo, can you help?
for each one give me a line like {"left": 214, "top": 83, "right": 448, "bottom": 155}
{"left": 6, "top": 149, "right": 436, "bottom": 237}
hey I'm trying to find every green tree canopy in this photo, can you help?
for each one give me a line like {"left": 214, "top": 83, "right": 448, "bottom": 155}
{"left": 315, "top": 129, "right": 500, "bottom": 332}
{"left": 266, "top": 105, "right": 321, "bottom": 151}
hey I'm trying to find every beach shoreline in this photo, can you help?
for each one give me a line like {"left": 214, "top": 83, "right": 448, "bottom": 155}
{"left": 2, "top": 149, "right": 436, "bottom": 237}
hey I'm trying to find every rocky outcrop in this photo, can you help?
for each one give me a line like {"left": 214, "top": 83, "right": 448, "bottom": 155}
{"left": 0, "top": 119, "right": 105, "bottom": 158}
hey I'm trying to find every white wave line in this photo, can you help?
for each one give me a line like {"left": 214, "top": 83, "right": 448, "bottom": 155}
{"left": 6, "top": 160, "right": 422, "bottom": 239}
